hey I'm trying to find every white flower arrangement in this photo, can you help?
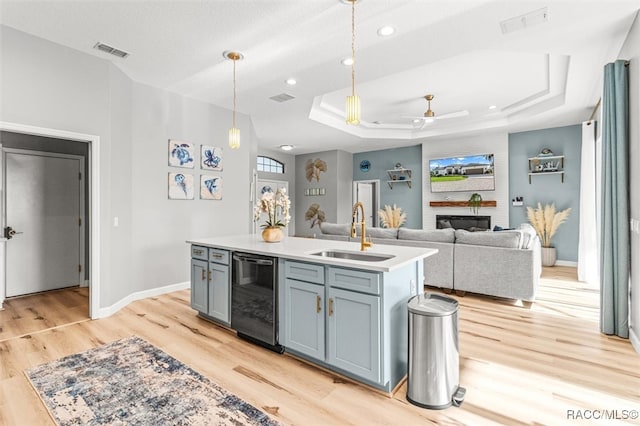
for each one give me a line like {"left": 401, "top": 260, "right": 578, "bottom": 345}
{"left": 254, "top": 187, "right": 291, "bottom": 229}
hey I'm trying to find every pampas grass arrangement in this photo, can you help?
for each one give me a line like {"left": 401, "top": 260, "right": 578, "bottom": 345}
{"left": 526, "top": 202, "right": 571, "bottom": 248}
{"left": 378, "top": 204, "right": 407, "bottom": 229}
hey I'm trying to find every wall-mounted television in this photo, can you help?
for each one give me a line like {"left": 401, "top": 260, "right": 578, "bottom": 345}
{"left": 429, "top": 153, "right": 495, "bottom": 193}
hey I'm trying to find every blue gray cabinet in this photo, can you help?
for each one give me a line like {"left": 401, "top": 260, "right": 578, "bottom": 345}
{"left": 190, "top": 245, "right": 230, "bottom": 325}
{"left": 327, "top": 286, "right": 381, "bottom": 384}
{"left": 283, "top": 278, "right": 325, "bottom": 359}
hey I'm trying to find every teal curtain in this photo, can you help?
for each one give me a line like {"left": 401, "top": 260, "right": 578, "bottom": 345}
{"left": 600, "top": 60, "right": 629, "bottom": 338}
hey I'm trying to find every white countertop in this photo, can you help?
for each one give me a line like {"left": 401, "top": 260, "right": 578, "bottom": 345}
{"left": 187, "top": 234, "right": 437, "bottom": 272}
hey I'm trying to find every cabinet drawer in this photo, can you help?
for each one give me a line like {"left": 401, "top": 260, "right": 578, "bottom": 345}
{"left": 285, "top": 261, "right": 325, "bottom": 284}
{"left": 191, "top": 245, "right": 208, "bottom": 261}
{"left": 209, "top": 248, "right": 230, "bottom": 265}
{"left": 328, "top": 267, "right": 380, "bottom": 295}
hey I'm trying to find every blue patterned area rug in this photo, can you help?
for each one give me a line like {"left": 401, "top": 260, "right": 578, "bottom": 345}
{"left": 26, "top": 336, "right": 282, "bottom": 425}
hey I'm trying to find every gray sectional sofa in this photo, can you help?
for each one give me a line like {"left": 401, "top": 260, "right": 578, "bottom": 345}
{"left": 317, "top": 222, "right": 541, "bottom": 302}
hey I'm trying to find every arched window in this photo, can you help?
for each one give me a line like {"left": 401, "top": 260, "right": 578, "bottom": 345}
{"left": 257, "top": 156, "right": 285, "bottom": 173}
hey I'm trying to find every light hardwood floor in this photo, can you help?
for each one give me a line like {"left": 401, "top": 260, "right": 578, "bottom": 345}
{"left": 1, "top": 267, "right": 638, "bottom": 425}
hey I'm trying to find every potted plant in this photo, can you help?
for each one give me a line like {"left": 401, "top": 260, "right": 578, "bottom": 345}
{"left": 468, "top": 193, "right": 483, "bottom": 215}
{"left": 526, "top": 202, "right": 571, "bottom": 266}
{"left": 253, "top": 187, "right": 291, "bottom": 242}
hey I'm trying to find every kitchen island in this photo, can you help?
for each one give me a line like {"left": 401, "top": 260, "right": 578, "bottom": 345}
{"left": 187, "top": 234, "right": 437, "bottom": 393}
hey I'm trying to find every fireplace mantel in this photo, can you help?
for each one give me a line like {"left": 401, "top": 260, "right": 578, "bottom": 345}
{"left": 429, "top": 200, "right": 497, "bottom": 208}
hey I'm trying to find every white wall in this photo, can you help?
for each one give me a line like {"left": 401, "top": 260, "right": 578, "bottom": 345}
{"left": 618, "top": 11, "right": 640, "bottom": 352}
{"left": 257, "top": 148, "right": 296, "bottom": 232}
{"left": 422, "top": 131, "right": 510, "bottom": 230}
{"left": 1, "top": 25, "right": 254, "bottom": 310}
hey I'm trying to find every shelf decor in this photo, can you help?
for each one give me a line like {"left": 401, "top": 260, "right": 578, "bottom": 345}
{"left": 528, "top": 154, "right": 565, "bottom": 183}
{"left": 386, "top": 168, "right": 412, "bottom": 188}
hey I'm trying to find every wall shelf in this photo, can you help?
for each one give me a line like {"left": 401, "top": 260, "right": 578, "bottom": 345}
{"left": 429, "top": 201, "right": 497, "bottom": 208}
{"left": 386, "top": 168, "right": 412, "bottom": 189}
{"left": 528, "top": 155, "right": 564, "bottom": 184}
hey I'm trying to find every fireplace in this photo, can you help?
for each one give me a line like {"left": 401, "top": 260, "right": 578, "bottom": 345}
{"left": 436, "top": 215, "right": 491, "bottom": 231}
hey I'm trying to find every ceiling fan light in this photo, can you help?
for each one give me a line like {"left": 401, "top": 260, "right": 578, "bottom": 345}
{"left": 423, "top": 117, "right": 435, "bottom": 123}
{"left": 228, "top": 127, "right": 240, "bottom": 149}
{"left": 346, "top": 95, "right": 361, "bottom": 125}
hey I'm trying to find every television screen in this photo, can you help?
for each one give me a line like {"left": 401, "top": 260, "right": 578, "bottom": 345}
{"left": 429, "top": 153, "right": 495, "bottom": 193}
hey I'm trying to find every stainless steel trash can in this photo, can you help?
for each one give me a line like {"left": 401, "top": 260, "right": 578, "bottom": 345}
{"left": 407, "top": 292, "right": 464, "bottom": 409}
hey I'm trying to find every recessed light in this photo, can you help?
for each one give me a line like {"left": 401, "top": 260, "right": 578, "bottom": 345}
{"left": 377, "top": 26, "right": 395, "bottom": 37}
{"left": 285, "top": 78, "right": 297, "bottom": 86}
{"left": 341, "top": 57, "right": 354, "bottom": 66}
{"left": 488, "top": 105, "right": 497, "bottom": 110}
{"left": 280, "top": 145, "right": 294, "bottom": 151}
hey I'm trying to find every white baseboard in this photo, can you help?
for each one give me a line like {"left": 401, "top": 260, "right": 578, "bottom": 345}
{"left": 555, "top": 260, "right": 578, "bottom": 267}
{"left": 93, "top": 281, "right": 190, "bottom": 319}
{"left": 630, "top": 326, "right": 640, "bottom": 354}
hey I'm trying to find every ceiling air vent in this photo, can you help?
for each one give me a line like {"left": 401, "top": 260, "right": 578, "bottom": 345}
{"left": 93, "top": 42, "right": 130, "bottom": 58}
{"left": 500, "top": 7, "right": 548, "bottom": 34}
{"left": 269, "top": 93, "right": 296, "bottom": 103}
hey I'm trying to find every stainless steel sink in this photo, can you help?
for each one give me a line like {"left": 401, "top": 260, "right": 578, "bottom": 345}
{"left": 310, "top": 250, "right": 394, "bottom": 262}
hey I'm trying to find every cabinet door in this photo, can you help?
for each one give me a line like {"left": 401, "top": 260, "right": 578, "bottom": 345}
{"left": 327, "top": 287, "right": 381, "bottom": 384}
{"left": 283, "top": 278, "right": 325, "bottom": 360}
{"left": 208, "top": 262, "right": 230, "bottom": 323}
{"left": 191, "top": 259, "right": 208, "bottom": 313}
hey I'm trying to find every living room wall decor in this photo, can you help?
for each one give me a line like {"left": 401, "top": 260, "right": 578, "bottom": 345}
{"left": 168, "top": 172, "right": 194, "bottom": 200}
{"left": 305, "top": 158, "right": 327, "bottom": 182}
{"left": 200, "top": 175, "right": 222, "bottom": 200}
{"left": 201, "top": 145, "right": 223, "bottom": 171}
{"left": 168, "top": 140, "right": 195, "bottom": 168}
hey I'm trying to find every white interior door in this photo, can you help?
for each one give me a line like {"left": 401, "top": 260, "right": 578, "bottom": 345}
{"left": 4, "top": 150, "right": 83, "bottom": 297}
{"left": 354, "top": 181, "right": 378, "bottom": 227}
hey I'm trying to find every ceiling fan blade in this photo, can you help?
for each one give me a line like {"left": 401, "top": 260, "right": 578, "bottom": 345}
{"left": 434, "top": 110, "right": 469, "bottom": 120}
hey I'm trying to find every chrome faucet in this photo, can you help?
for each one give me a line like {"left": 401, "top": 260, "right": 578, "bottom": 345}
{"left": 351, "top": 202, "right": 373, "bottom": 251}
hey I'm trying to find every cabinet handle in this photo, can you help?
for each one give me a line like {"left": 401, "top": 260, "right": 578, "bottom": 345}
{"left": 211, "top": 254, "right": 223, "bottom": 259}
{"left": 201, "top": 269, "right": 206, "bottom": 281}
{"left": 316, "top": 295, "right": 321, "bottom": 313}
{"left": 329, "top": 298, "right": 334, "bottom": 316}
{"left": 193, "top": 249, "right": 203, "bottom": 256}
{"left": 208, "top": 270, "right": 211, "bottom": 281}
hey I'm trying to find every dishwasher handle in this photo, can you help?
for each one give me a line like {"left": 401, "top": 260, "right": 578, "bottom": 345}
{"left": 233, "top": 253, "right": 274, "bottom": 266}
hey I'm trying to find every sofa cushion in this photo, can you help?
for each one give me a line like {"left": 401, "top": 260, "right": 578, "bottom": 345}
{"left": 398, "top": 228, "right": 455, "bottom": 243}
{"left": 319, "top": 222, "right": 351, "bottom": 236}
{"left": 454, "top": 229, "right": 523, "bottom": 249}
{"left": 357, "top": 227, "right": 398, "bottom": 239}
{"left": 517, "top": 223, "right": 538, "bottom": 249}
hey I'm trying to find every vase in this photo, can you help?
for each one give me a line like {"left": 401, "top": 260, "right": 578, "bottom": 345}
{"left": 262, "top": 227, "right": 284, "bottom": 243}
{"left": 541, "top": 247, "right": 557, "bottom": 266}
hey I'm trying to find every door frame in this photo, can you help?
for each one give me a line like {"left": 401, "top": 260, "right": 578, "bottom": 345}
{"left": 0, "top": 121, "right": 101, "bottom": 318}
{"left": 2, "top": 148, "right": 86, "bottom": 295}
{"left": 352, "top": 179, "right": 380, "bottom": 227}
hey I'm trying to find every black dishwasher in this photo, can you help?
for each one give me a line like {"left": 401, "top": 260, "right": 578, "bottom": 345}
{"left": 231, "top": 252, "right": 283, "bottom": 353}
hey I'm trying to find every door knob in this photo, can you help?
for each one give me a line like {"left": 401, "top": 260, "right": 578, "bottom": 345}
{"left": 4, "top": 226, "right": 23, "bottom": 240}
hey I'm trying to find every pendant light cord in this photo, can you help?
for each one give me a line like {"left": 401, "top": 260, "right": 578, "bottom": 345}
{"left": 351, "top": 0, "right": 356, "bottom": 97}
{"left": 232, "top": 58, "right": 237, "bottom": 128}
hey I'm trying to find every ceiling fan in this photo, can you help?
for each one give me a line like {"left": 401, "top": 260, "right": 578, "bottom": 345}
{"left": 410, "top": 94, "right": 469, "bottom": 128}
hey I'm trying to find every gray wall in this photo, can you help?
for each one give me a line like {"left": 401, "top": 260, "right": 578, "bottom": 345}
{"left": 352, "top": 145, "right": 423, "bottom": 229}
{"left": 618, "top": 11, "right": 640, "bottom": 351}
{"left": 508, "top": 125, "right": 581, "bottom": 262}
{"left": 1, "top": 25, "right": 254, "bottom": 308}
{"left": 294, "top": 150, "right": 353, "bottom": 237}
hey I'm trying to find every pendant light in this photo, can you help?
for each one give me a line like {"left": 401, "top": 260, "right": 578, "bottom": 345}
{"left": 224, "top": 50, "right": 244, "bottom": 149}
{"left": 345, "top": 0, "right": 360, "bottom": 125}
